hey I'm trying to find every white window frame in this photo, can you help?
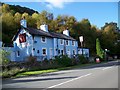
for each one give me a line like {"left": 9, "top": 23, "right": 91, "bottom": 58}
{"left": 73, "top": 49, "right": 76, "bottom": 55}
{"left": 41, "top": 36, "right": 46, "bottom": 43}
{"left": 42, "top": 48, "right": 47, "bottom": 56}
{"left": 61, "top": 49, "right": 64, "bottom": 55}
{"left": 66, "top": 40, "right": 69, "bottom": 46}
{"left": 60, "top": 39, "right": 64, "bottom": 45}
{"left": 72, "top": 41, "right": 75, "bottom": 46}
{"left": 17, "top": 51, "right": 20, "bottom": 57}
{"left": 67, "top": 49, "right": 70, "bottom": 56}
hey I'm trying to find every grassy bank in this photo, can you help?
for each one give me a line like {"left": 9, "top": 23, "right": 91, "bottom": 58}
{"left": 13, "top": 62, "right": 100, "bottom": 78}
{"left": 2, "top": 55, "right": 114, "bottom": 78}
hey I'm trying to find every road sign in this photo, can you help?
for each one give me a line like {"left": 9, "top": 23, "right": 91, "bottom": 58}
{"left": 79, "top": 36, "right": 83, "bottom": 42}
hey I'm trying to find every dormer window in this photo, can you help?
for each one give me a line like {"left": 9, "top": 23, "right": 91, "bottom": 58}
{"left": 41, "top": 37, "right": 46, "bottom": 43}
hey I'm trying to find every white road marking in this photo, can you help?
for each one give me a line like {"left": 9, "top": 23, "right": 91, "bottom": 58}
{"left": 102, "top": 67, "right": 113, "bottom": 70}
{"left": 44, "top": 73, "right": 92, "bottom": 89}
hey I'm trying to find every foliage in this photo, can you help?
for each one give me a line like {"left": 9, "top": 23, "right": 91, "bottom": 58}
{"left": 78, "top": 55, "right": 88, "bottom": 64}
{"left": 54, "top": 55, "right": 73, "bottom": 67}
{"left": 2, "top": 67, "right": 25, "bottom": 78}
{"left": 96, "top": 38, "right": 104, "bottom": 59}
{"left": 0, "top": 49, "right": 10, "bottom": 65}
{"left": 16, "top": 69, "right": 57, "bottom": 77}
{"left": 26, "top": 55, "right": 37, "bottom": 67}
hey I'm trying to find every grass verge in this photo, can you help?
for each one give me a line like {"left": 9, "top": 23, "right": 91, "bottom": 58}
{"left": 14, "top": 62, "right": 99, "bottom": 78}
{"left": 15, "top": 69, "right": 58, "bottom": 78}
{"left": 3, "top": 60, "right": 112, "bottom": 78}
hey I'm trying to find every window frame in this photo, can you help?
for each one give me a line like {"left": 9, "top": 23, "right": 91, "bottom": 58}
{"left": 72, "top": 41, "right": 75, "bottom": 46}
{"left": 41, "top": 36, "right": 46, "bottom": 43}
{"left": 73, "top": 49, "right": 76, "bottom": 55}
{"left": 42, "top": 48, "right": 47, "bottom": 56}
{"left": 66, "top": 40, "right": 69, "bottom": 46}
{"left": 60, "top": 39, "right": 64, "bottom": 45}
{"left": 17, "top": 51, "right": 20, "bottom": 57}
{"left": 61, "top": 49, "right": 64, "bottom": 55}
{"left": 37, "top": 50, "right": 40, "bottom": 54}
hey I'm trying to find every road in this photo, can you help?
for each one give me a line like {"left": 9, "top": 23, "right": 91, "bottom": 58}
{"left": 2, "top": 60, "right": 119, "bottom": 90}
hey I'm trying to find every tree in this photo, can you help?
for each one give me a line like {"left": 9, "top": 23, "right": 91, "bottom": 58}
{"left": 2, "top": 13, "right": 16, "bottom": 43}
{"left": 0, "top": 49, "right": 10, "bottom": 65}
{"left": 96, "top": 38, "right": 104, "bottom": 59}
{"left": 100, "top": 22, "right": 118, "bottom": 54}
{"left": 2, "top": 4, "right": 10, "bottom": 13}
{"left": 14, "top": 12, "right": 21, "bottom": 29}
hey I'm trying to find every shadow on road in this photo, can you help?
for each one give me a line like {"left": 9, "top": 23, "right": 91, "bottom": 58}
{"left": 75, "top": 60, "right": 119, "bottom": 70}
{"left": 3, "top": 76, "right": 77, "bottom": 84}
{"left": 2, "top": 60, "right": 119, "bottom": 85}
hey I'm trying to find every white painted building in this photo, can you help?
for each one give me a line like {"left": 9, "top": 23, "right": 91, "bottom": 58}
{"left": 12, "top": 18, "right": 78, "bottom": 61}
{"left": 3, "top": 18, "right": 90, "bottom": 61}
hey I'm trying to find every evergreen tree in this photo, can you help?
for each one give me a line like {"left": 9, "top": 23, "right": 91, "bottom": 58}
{"left": 96, "top": 38, "right": 104, "bottom": 59}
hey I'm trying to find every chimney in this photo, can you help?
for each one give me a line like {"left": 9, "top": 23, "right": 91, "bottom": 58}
{"left": 20, "top": 16, "right": 27, "bottom": 28}
{"left": 40, "top": 24, "right": 48, "bottom": 32}
{"left": 63, "top": 29, "right": 69, "bottom": 36}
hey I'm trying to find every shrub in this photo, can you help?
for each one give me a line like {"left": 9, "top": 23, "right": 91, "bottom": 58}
{"left": 78, "top": 55, "right": 88, "bottom": 64}
{"left": 2, "top": 67, "right": 25, "bottom": 78}
{"left": 55, "top": 55, "right": 73, "bottom": 67}
{"left": 0, "top": 49, "right": 10, "bottom": 66}
{"left": 26, "top": 55, "right": 37, "bottom": 66}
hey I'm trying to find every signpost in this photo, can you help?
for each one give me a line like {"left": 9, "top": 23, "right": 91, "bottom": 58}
{"left": 79, "top": 36, "right": 83, "bottom": 55}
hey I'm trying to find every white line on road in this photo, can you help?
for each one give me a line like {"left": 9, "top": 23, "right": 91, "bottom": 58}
{"left": 102, "top": 67, "right": 113, "bottom": 70}
{"left": 44, "top": 73, "right": 92, "bottom": 89}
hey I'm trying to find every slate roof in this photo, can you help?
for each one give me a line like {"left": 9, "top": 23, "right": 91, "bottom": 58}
{"left": 50, "top": 32, "right": 75, "bottom": 40}
{"left": 13, "top": 26, "right": 76, "bottom": 41}
{"left": 24, "top": 27, "right": 53, "bottom": 37}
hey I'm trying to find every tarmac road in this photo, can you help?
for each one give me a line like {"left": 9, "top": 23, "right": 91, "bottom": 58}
{"left": 2, "top": 60, "right": 119, "bottom": 90}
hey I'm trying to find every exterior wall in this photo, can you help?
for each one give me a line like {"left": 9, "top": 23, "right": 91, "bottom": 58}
{"left": 3, "top": 47, "right": 16, "bottom": 61}
{"left": 53, "top": 38, "right": 58, "bottom": 56}
{"left": 57, "top": 39, "right": 78, "bottom": 57}
{"left": 57, "top": 39, "right": 64, "bottom": 55}
{"left": 78, "top": 48, "right": 89, "bottom": 57}
{"left": 0, "top": 41, "right": 2, "bottom": 47}
{"left": 65, "top": 40, "right": 78, "bottom": 57}
{"left": 32, "top": 36, "right": 53, "bottom": 60}
{"left": 13, "top": 28, "right": 33, "bottom": 61}
{"left": 13, "top": 28, "right": 79, "bottom": 61}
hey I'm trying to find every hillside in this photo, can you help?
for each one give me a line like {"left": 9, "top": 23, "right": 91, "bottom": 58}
{"left": 1, "top": 2, "right": 38, "bottom": 15}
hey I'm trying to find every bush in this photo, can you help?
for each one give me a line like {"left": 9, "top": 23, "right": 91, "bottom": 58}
{"left": 2, "top": 67, "right": 25, "bottom": 78}
{"left": 55, "top": 55, "right": 73, "bottom": 67}
{"left": 78, "top": 55, "right": 88, "bottom": 64}
{"left": 26, "top": 55, "right": 37, "bottom": 66}
{"left": 0, "top": 49, "right": 10, "bottom": 66}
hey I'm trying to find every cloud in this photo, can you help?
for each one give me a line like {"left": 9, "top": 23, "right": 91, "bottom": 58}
{"left": 44, "top": 0, "right": 74, "bottom": 9}
{"left": 2, "top": 0, "right": 119, "bottom": 2}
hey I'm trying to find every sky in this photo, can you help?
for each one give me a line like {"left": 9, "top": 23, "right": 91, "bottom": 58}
{"left": 3, "top": 0, "right": 119, "bottom": 29}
